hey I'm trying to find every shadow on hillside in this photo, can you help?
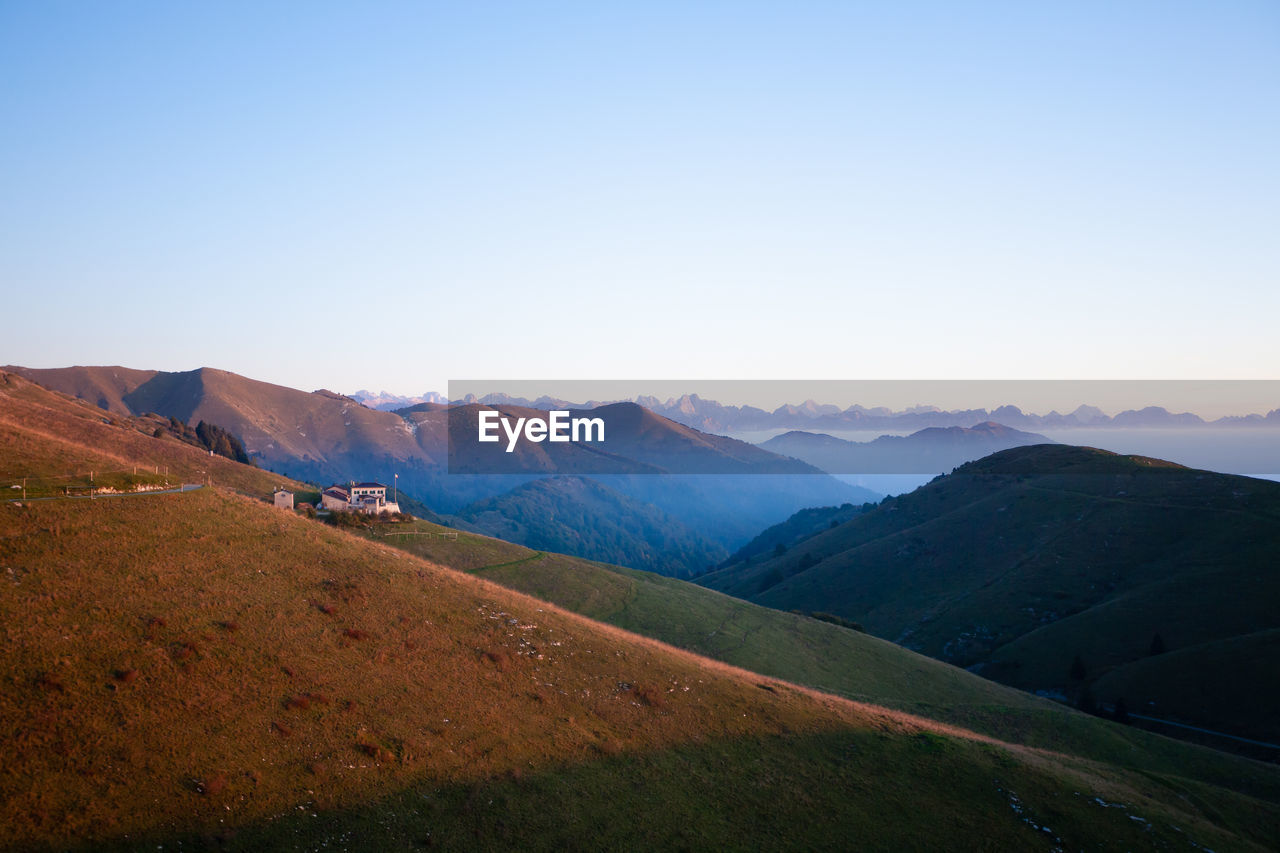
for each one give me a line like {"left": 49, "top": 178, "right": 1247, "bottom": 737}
{"left": 51, "top": 728, "right": 1278, "bottom": 853}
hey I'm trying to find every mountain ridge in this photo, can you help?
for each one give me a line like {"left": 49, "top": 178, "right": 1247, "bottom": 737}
{"left": 419, "top": 386, "right": 1280, "bottom": 432}
{"left": 7, "top": 366, "right": 870, "bottom": 575}
{"left": 700, "top": 444, "right": 1280, "bottom": 745}
{"left": 758, "top": 421, "right": 1055, "bottom": 473}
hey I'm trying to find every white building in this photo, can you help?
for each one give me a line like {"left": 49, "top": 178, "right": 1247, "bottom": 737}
{"left": 320, "top": 481, "right": 400, "bottom": 515}
{"left": 320, "top": 485, "right": 350, "bottom": 512}
{"left": 273, "top": 488, "right": 294, "bottom": 510}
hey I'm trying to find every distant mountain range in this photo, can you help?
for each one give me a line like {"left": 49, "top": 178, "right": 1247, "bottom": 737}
{"left": 700, "top": 444, "right": 1280, "bottom": 744}
{"left": 326, "top": 384, "right": 1280, "bottom": 433}
{"left": 5, "top": 365, "right": 871, "bottom": 577}
{"left": 440, "top": 391, "right": 1280, "bottom": 433}
{"left": 349, "top": 389, "right": 447, "bottom": 411}
{"left": 649, "top": 396, "right": 1280, "bottom": 431}
{"left": 759, "top": 422, "right": 1054, "bottom": 473}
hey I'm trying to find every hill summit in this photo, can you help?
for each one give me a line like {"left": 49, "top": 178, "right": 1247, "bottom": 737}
{"left": 702, "top": 444, "right": 1280, "bottom": 746}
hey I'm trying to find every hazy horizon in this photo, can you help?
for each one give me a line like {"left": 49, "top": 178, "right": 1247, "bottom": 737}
{"left": 445, "top": 379, "right": 1280, "bottom": 421}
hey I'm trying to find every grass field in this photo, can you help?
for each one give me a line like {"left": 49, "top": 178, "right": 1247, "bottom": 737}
{"left": 364, "top": 518, "right": 1280, "bottom": 807}
{"left": 3, "top": 488, "right": 1278, "bottom": 851}
{"left": 3, "top": 373, "right": 1279, "bottom": 850}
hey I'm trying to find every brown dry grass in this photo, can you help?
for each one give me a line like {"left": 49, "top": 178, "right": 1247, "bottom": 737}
{"left": 0, "top": 370, "right": 312, "bottom": 497}
{"left": 1, "top": 488, "right": 1276, "bottom": 851}
{"left": 0, "top": 487, "right": 900, "bottom": 847}
{"left": 1, "top": 374, "right": 1275, "bottom": 851}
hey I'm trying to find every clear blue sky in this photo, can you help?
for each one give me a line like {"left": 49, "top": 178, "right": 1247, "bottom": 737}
{"left": 3, "top": 1, "right": 1277, "bottom": 396}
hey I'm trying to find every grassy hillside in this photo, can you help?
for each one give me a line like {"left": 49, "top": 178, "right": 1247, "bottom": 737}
{"left": 1, "top": 483, "right": 1277, "bottom": 850}
{"left": 6, "top": 365, "right": 432, "bottom": 477}
{"left": 700, "top": 444, "right": 1280, "bottom": 745}
{"left": 367, "top": 517, "right": 1280, "bottom": 804}
{"left": 0, "top": 370, "right": 311, "bottom": 499}
{"left": 1, "top": 364, "right": 159, "bottom": 415}
{"left": 2, "top": 390, "right": 1278, "bottom": 849}
{"left": 0, "top": 488, "right": 850, "bottom": 846}
{"left": 365, "top": 517, "right": 1047, "bottom": 714}
{"left": 721, "top": 502, "right": 871, "bottom": 567}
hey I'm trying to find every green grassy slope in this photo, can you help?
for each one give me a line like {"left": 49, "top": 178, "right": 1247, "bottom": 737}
{"left": 364, "top": 518, "right": 1052, "bottom": 712}
{"left": 367, "top": 517, "right": 1280, "bottom": 806}
{"left": 171, "top": 728, "right": 1275, "bottom": 853}
{"left": 720, "top": 501, "right": 870, "bottom": 567}
{"left": 698, "top": 445, "right": 1280, "bottom": 743}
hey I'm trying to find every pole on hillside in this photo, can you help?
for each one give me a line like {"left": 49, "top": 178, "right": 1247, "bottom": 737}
{"left": 394, "top": 473, "right": 398, "bottom": 504}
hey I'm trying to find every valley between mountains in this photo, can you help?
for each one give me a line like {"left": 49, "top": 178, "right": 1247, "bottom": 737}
{"left": 1, "top": 367, "right": 1277, "bottom": 850}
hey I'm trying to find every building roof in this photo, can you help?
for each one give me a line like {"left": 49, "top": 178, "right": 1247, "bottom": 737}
{"left": 323, "top": 486, "right": 349, "bottom": 497}
{"left": 353, "top": 482, "right": 387, "bottom": 489}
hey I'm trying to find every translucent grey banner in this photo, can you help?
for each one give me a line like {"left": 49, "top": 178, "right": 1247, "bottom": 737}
{"left": 445, "top": 380, "right": 1280, "bottom": 476}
